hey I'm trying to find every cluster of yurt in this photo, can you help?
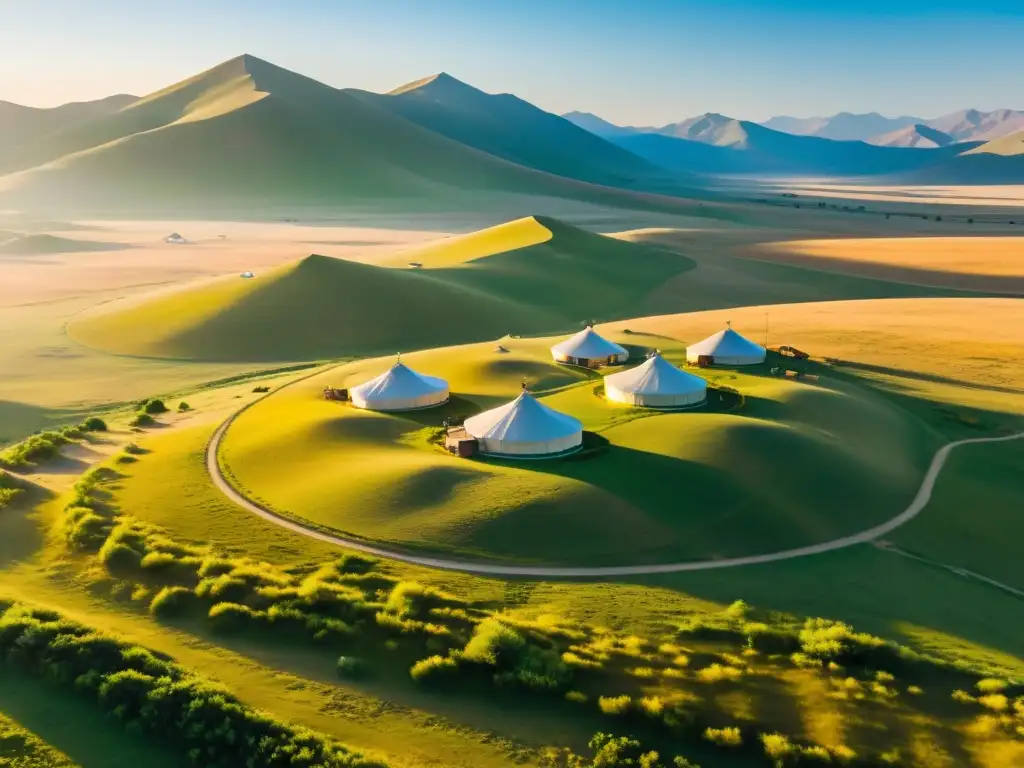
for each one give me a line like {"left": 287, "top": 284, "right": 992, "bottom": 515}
{"left": 339, "top": 321, "right": 765, "bottom": 460}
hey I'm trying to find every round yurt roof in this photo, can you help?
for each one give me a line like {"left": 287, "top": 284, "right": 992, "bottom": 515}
{"left": 687, "top": 326, "right": 765, "bottom": 362}
{"left": 604, "top": 353, "right": 706, "bottom": 396}
{"left": 464, "top": 390, "right": 582, "bottom": 444}
{"left": 551, "top": 326, "right": 627, "bottom": 360}
{"left": 350, "top": 361, "right": 447, "bottom": 405}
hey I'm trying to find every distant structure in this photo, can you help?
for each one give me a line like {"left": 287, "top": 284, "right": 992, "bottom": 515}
{"left": 240, "top": 271, "right": 255, "bottom": 279}
{"left": 604, "top": 352, "right": 707, "bottom": 408}
{"left": 165, "top": 232, "right": 187, "bottom": 244}
{"left": 686, "top": 322, "right": 766, "bottom": 366}
{"left": 349, "top": 358, "right": 449, "bottom": 412}
{"left": 550, "top": 324, "right": 628, "bottom": 368}
{"left": 462, "top": 388, "right": 582, "bottom": 458}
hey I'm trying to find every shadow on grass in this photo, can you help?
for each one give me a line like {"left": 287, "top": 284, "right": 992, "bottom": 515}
{"left": 0, "top": 672, "right": 185, "bottom": 768}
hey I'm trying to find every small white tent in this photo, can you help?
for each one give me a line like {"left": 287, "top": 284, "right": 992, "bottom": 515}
{"left": 604, "top": 352, "right": 707, "bottom": 407}
{"left": 686, "top": 323, "right": 766, "bottom": 366}
{"left": 463, "top": 388, "right": 583, "bottom": 457}
{"left": 551, "top": 325, "right": 628, "bottom": 368}
{"left": 349, "top": 360, "right": 449, "bottom": 412}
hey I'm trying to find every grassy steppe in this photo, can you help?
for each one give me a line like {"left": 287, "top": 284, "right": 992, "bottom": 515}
{"left": 218, "top": 329, "right": 935, "bottom": 566}
{"left": 749, "top": 236, "right": 1024, "bottom": 294}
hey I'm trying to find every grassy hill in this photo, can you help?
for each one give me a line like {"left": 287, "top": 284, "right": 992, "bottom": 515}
{"left": 903, "top": 130, "right": 1024, "bottom": 183}
{"left": 221, "top": 331, "right": 935, "bottom": 566}
{"left": 0, "top": 56, "right": 705, "bottom": 216}
{"left": 0, "top": 94, "right": 137, "bottom": 165}
{"left": 0, "top": 233, "right": 132, "bottom": 256}
{"left": 350, "top": 73, "right": 691, "bottom": 194}
{"left": 68, "top": 216, "right": 693, "bottom": 361}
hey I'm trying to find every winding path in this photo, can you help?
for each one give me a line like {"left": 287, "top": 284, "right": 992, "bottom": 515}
{"left": 207, "top": 413, "right": 1024, "bottom": 578}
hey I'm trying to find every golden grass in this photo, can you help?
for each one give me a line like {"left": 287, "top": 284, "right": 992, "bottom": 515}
{"left": 748, "top": 237, "right": 1024, "bottom": 293}
{"left": 606, "top": 297, "right": 1024, "bottom": 415}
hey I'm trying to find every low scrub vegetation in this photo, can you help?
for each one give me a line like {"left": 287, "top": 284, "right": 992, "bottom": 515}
{"left": 58, "top": 457, "right": 1024, "bottom": 768}
{"left": 0, "top": 470, "right": 24, "bottom": 509}
{"left": 0, "top": 601, "right": 385, "bottom": 767}
{"left": 0, "top": 712, "right": 77, "bottom": 768}
{"left": 0, "top": 430, "right": 71, "bottom": 469}
{"left": 543, "top": 732, "right": 700, "bottom": 768}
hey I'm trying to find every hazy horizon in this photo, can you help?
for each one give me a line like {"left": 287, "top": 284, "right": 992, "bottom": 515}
{"left": 2, "top": 0, "right": 1023, "bottom": 123}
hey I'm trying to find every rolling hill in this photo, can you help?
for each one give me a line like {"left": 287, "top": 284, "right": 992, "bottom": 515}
{"left": 0, "top": 56, "right": 705, "bottom": 216}
{"left": 926, "top": 108, "right": 1024, "bottom": 142}
{"left": 0, "top": 233, "right": 132, "bottom": 256}
{"left": 761, "top": 112, "right": 922, "bottom": 141}
{"left": 348, "top": 74, "right": 690, "bottom": 192}
{"left": 68, "top": 216, "right": 693, "bottom": 361}
{"left": 0, "top": 94, "right": 137, "bottom": 162}
{"left": 870, "top": 123, "right": 954, "bottom": 148}
{"left": 905, "top": 130, "right": 1024, "bottom": 183}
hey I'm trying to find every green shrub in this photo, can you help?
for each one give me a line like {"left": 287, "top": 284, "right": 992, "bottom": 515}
{"left": 208, "top": 602, "right": 260, "bottom": 632}
{"left": 597, "top": 695, "right": 632, "bottom": 715}
{"left": 149, "top": 587, "right": 196, "bottom": 617}
{"left": 129, "top": 413, "right": 155, "bottom": 427}
{"left": 63, "top": 506, "right": 112, "bottom": 551}
{"left": 410, "top": 653, "right": 461, "bottom": 683}
{"left": 123, "top": 443, "right": 146, "bottom": 456}
{"left": 0, "top": 602, "right": 385, "bottom": 767}
{"left": 140, "top": 399, "right": 168, "bottom": 415}
{"left": 336, "top": 656, "right": 369, "bottom": 679}
{"left": 177, "top": 401, "right": 191, "bottom": 412}
{"left": 462, "top": 617, "right": 572, "bottom": 691}
{"left": 0, "top": 431, "right": 71, "bottom": 468}
{"left": 80, "top": 417, "right": 108, "bottom": 432}
{"left": 0, "top": 471, "right": 24, "bottom": 509}
{"left": 703, "top": 727, "right": 742, "bottom": 747}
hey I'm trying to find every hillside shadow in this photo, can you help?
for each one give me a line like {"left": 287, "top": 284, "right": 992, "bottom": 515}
{"left": 0, "top": 400, "right": 84, "bottom": 447}
{"left": 828, "top": 359, "right": 1024, "bottom": 396}
{"left": 0, "top": 673, "right": 185, "bottom": 768}
{"left": 0, "top": 480, "right": 51, "bottom": 567}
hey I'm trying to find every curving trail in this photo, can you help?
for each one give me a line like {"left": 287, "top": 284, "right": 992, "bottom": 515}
{"left": 207, "top": 411, "right": 1024, "bottom": 578}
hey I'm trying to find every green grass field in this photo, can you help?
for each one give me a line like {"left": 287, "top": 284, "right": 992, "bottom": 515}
{"left": 218, "top": 330, "right": 937, "bottom": 565}
{"left": 68, "top": 217, "right": 693, "bottom": 362}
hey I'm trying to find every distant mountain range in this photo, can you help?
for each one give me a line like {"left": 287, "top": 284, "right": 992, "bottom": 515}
{"left": 0, "top": 56, "right": 1020, "bottom": 216}
{"left": 0, "top": 56, "right": 703, "bottom": 216}
{"left": 563, "top": 109, "right": 1024, "bottom": 182}
{"left": 761, "top": 109, "right": 1024, "bottom": 145}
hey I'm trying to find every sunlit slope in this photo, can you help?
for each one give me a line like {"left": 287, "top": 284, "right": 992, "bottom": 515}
{"left": 354, "top": 72, "right": 692, "bottom": 193}
{"left": 221, "top": 334, "right": 933, "bottom": 566}
{"left": 69, "top": 217, "right": 693, "bottom": 361}
{"left": 0, "top": 55, "right": 712, "bottom": 214}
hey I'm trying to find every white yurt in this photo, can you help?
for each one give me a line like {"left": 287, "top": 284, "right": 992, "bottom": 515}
{"left": 551, "top": 325, "right": 629, "bottom": 367}
{"left": 463, "top": 388, "right": 583, "bottom": 457}
{"left": 604, "top": 352, "right": 707, "bottom": 407}
{"left": 349, "top": 359, "right": 449, "bottom": 412}
{"left": 686, "top": 322, "right": 766, "bottom": 366}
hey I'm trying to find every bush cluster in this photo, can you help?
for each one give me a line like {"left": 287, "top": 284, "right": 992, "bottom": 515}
{"left": 0, "top": 430, "right": 71, "bottom": 469}
{"left": 543, "top": 732, "right": 700, "bottom": 768}
{"left": 0, "top": 602, "right": 385, "bottom": 767}
{"left": 0, "top": 470, "right": 24, "bottom": 509}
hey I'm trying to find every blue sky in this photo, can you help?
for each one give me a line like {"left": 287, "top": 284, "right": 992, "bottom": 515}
{"left": 2, "top": 0, "right": 1021, "bottom": 123}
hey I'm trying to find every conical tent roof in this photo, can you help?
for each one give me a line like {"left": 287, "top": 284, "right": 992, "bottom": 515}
{"left": 464, "top": 390, "right": 583, "bottom": 456}
{"left": 349, "top": 361, "right": 449, "bottom": 411}
{"left": 551, "top": 326, "right": 628, "bottom": 362}
{"left": 605, "top": 353, "right": 706, "bottom": 397}
{"left": 686, "top": 326, "right": 765, "bottom": 365}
